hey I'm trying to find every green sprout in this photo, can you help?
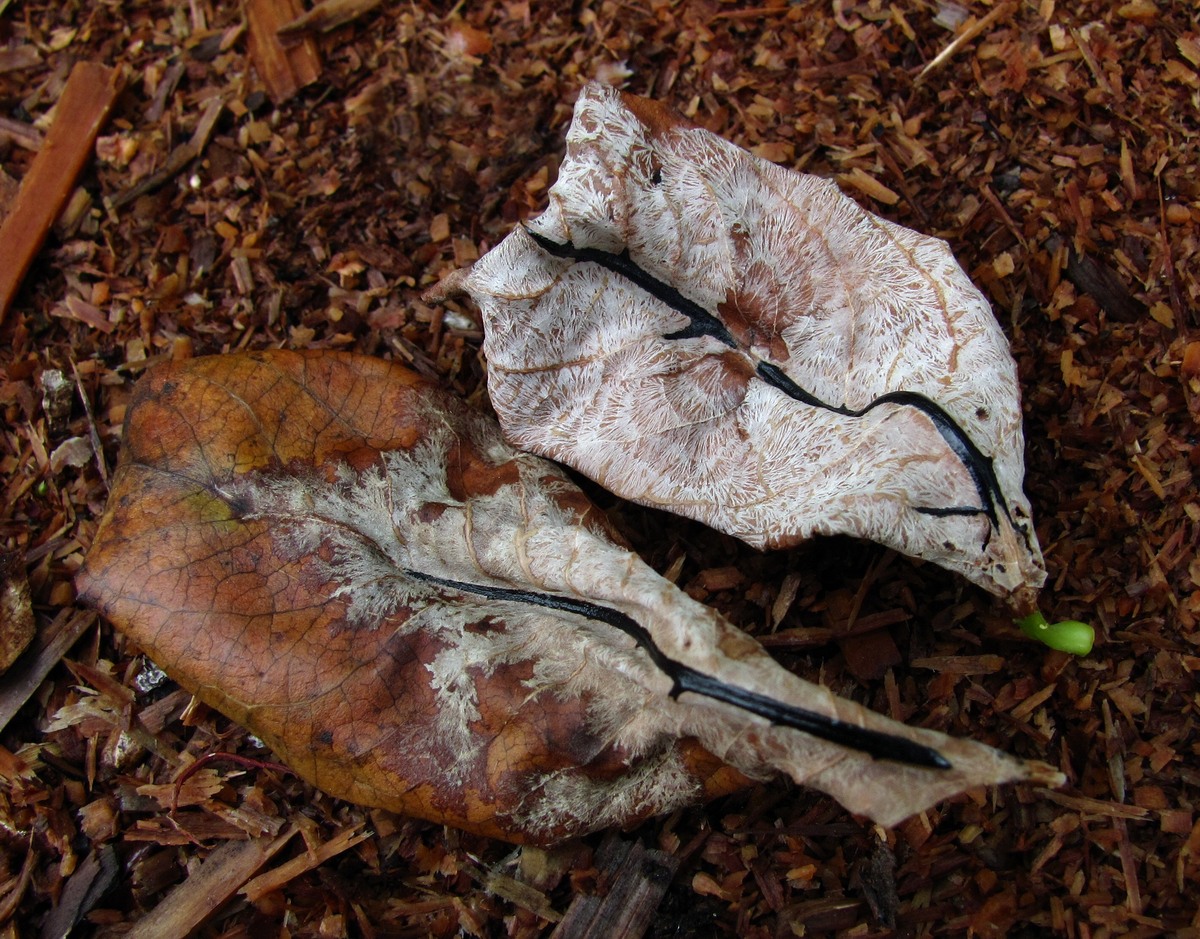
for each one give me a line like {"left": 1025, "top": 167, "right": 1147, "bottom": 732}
{"left": 1017, "top": 611, "right": 1095, "bottom": 656}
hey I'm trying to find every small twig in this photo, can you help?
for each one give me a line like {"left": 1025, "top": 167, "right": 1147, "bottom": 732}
{"left": 245, "top": 0, "right": 322, "bottom": 103}
{"left": 758, "top": 608, "right": 910, "bottom": 650}
{"left": 240, "top": 824, "right": 370, "bottom": 903}
{"left": 874, "top": 137, "right": 929, "bottom": 227}
{"left": 1156, "top": 173, "right": 1188, "bottom": 329}
{"left": 0, "top": 834, "right": 36, "bottom": 923}
{"left": 711, "top": 3, "right": 789, "bottom": 21}
{"left": 124, "top": 833, "right": 295, "bottom": 939}
{"left": 979, "top": 182, "right": 1027, "bottom": 250}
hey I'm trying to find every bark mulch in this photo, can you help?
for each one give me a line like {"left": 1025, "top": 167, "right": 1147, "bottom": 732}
{"left": 1, "top": 1, "right": 1197, "bottom": 936}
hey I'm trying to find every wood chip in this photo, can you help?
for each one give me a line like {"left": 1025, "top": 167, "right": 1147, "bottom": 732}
{"left": 838, "top": 166, "right": 901, "bottom": 205}
{"left": 910, "top": 654, "right": 1005, "bottom": 676}
{"left": 1037, "top": 789, "right": 1150, "bottom": 821}
{"left": 37, "top": 846, "right": 120, "bottom": 939}
{"left": 112, "top": 96, "right": 224, "bottom": 209}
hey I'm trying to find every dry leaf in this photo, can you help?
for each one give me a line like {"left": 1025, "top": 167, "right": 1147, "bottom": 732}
{"left": 433, "top": 82, "right": 1046, "bottom": 612}
{"left": 78, "top": 351, "right": 1059, "bottom": 843}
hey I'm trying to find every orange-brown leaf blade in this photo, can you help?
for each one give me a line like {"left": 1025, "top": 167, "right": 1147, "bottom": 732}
{"left": 79, "top": 350, "right": 1060, "bottom": 844}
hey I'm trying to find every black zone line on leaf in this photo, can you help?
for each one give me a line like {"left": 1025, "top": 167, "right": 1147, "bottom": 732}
{"left": 525, "top": 226, "right": 1022, "bottom": 541}
{"left": 406, "top": 569, "right": 952, "bottom": 770}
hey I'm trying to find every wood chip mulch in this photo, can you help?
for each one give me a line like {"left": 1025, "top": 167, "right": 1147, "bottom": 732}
{"left": 1, "top": 1, "right": 1197, "bottom": 936}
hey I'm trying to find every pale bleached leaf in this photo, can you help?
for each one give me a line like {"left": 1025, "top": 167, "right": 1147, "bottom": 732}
{"left": 434, "top": 82, "right": 1046, "bottom": 611}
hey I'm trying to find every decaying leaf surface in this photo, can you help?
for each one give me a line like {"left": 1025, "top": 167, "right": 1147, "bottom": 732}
{"left": 434, "top": 82, "right": 1047, "bottom": 612}
{"left": 78, "top": 350, "right": 1060, "bottom": 844}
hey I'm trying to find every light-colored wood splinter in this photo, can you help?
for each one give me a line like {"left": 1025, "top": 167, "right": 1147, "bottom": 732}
{"left": 0, "top": 61, "right": 122, "bottom": 327}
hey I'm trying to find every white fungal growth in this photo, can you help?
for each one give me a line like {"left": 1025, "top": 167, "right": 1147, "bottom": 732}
{"left": 213, "top": 376, "right": 1058, "bottom": 830}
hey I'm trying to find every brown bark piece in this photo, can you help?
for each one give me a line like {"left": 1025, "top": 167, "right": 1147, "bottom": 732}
{"left": 112, "top": 96, "right": 224, "bottom": 209}
{"left": 0, "top": 61, "right": 122, "bottom": 327}
{"left": 245, "top": 0, "right": 321, "bottom": 103}
{"left": 123, "top": 832, "right": 294, "bottom": 939}
{"left": 0, "top": 551, "right": 34, "bottom": 674}
{"left": 550, "top": 834, "right": 680, "bottom": 939}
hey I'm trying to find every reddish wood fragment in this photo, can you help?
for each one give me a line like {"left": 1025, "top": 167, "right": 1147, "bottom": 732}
{"left": 1181, "top": 341, "right": 1200, "bottom": 379}
{"left": 838, "top": 628, "right": 901, "bottom": 682}
{"left": 0, "top": 46, "right": 41, "bottom": 74}
{"left": 1065, "top": 250, "right": 1145, "bottom": 321}
{"left": 910, "top": 654, "right": 1005, "bottom": 676}
{"left": 0, "top": 840, "right": 35, "bottom": 924}
{"left": 0, "top": 117, "right": 43, "bottom": 151}
{"left": 1038, "top": 789, "right": 1149, "bottom": 820}
{"left": 459, "top": 858, "right": 562, "bottom": 923}
{"left": 245, "top": 0, "right": 321, "bottom": 103}
{"left": 0, "top": 61, "right": 122, "bottom": 327}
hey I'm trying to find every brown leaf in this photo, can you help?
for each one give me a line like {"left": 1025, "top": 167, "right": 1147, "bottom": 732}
{"left": 433, "top": 83, "right": 1046, "bottom": 612}
{"left": 78, "top": 350, "right": 1060, "bottom": 844}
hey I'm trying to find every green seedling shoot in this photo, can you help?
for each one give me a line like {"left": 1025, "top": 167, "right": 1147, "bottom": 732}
{"left": 1017, "top": 611, "right": 1094, "bottom": 656}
